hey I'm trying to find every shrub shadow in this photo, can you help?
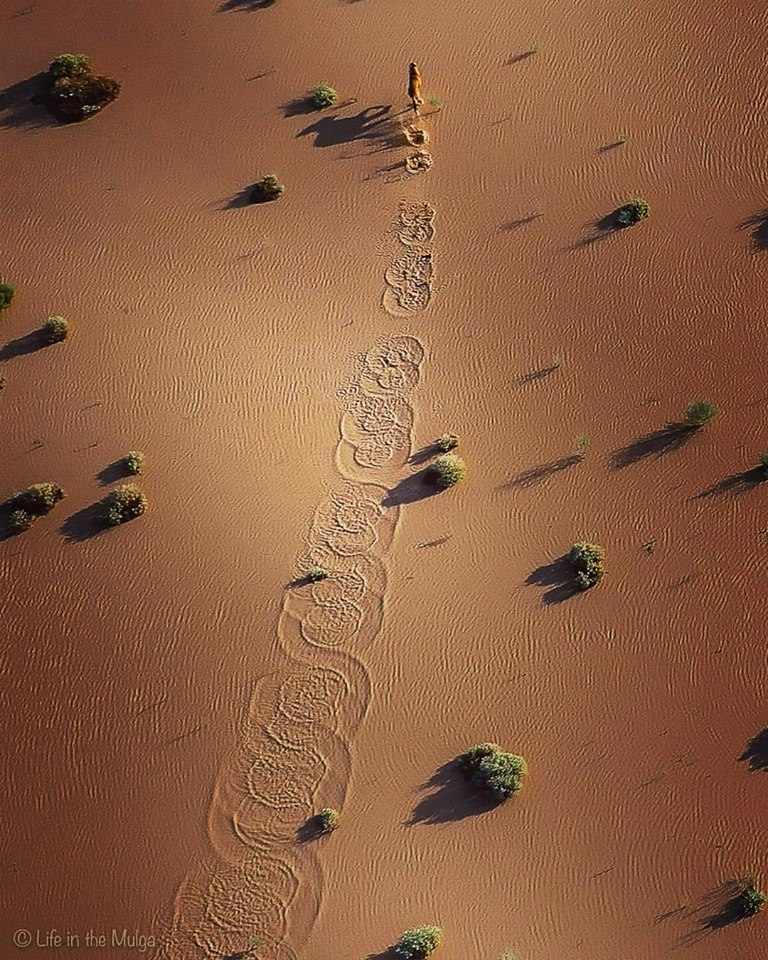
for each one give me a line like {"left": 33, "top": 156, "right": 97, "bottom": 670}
{"left": 281, "top": 96, "right": 317, "bottom": 118}
{"left": 500, "top": 213, "right": 541, "bottom": 231}
{"left": 60, "top": 501, "right": 106, "bottom": 543}
{"left": 526, "top": 555, "right": 578, "bottom": 604}
{"left": 506, "top": 50, "right": 535, "bottom": 64}
{"left": 96, "top": 460, "right": 130, "bottom": 486}
{"left": 407, "top": 760, "right": 501, "bottom": 825}
{"left": 504, "top": 455, "right": 581, "bottom": 489}
{"left": 408, "top": 442, "right": 439, "bottom": 466}
{"left": 738, "top": 210, "right": 768, "bottom": 251}
{"left": 223, "top": 186, "right": 256, "bottom": 209}
{"left": 219, "top": 0, "right": 276, "bottom": 10}
{"left": 611, "top": 422, "right": 694, "bottom": 468}
{"left": 574, "top": 212, "right": 622, "bottom": 248}
{"left": 382, "top": 469, "right": 441, "bottom": 507}
{"left": 0, "top": 330, "right": 47, "bottom": 360}
{"left": 695, "top": 467, "right": 766, "bottom": 499}
{"left": 597, "top": 140, "right": 626, "bottom": 153}
{"left": 676, "top": 879, "right": 754, "bottom": 945}
{"left": 296, "top": 814, "right": 327, "bottom": 843}
{"left": 297, "top": 104, "right": 393, "bottom": 147}
{"left": 0, "top": 72, "right": 54, "bottom": 129}
{"left": 740, "top": 727, "right": 768, "bottom": 772}
{"left": 514, "top": 364, "right": 560, "bottom": 385}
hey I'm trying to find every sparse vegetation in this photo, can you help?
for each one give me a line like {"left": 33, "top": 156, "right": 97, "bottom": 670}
{"left": 4, "top": 482, "right": 65, "bottom": 532}
{"left": 759, "top": 451, "right": 768, "bottom": 474}
{"left": 311, "top": 82, "right": 338, "bottom": 109}
{"left": 394, "top": 926, "right": 443, "bottom": 960}
{"left": 102, "top": 484, "right": 147, "bottom": 526}
{"left": 124, "top": 451, "right": 145, "bottom": 475}
{"left": 306, "top": 564, "right": 329, "bottom": 582}
{"left": 47, "top": 53, "right": 120, "bottom": 122}
{"left": 616, "top": 198, "right": 649, "bottom": 226}
{"left": 251, "top": 174, "right": 284, "bottom": 204}
{"left": 436, "top": 432, "right": 459, "bottom": 452}
{"left": 8, "top": 509, "right": 35, "bottom": 533}
{"left": 0, "top": 282, "right": 15, "bottom": 309}
{"left": 575, "top": 432, "right": 590, "bottom": 458}
{"left": 736, "top": 881, "right": 766, "bottom": 917}
{"left": 317, "top": 807, "right": 340, "bottom": 832}
{"left": 427, "top": 453, "right": 467, "bottom": 489}
{"left": 0, "top": 376, "right": 5, "bottom": 390}
{"left": 43, "top": 315, "right": 69, "bottom": 343}
{"left": 428, "top": 96, "right": 442, "bottom": 110}
{"left": 459, "top": 742, "right": 527, "bottom": 801}
{"left": 685, "top": 399, "right": 717, "bottom": 428}
{"left": 568, "top": 541, "right": 605, "bottom": 590}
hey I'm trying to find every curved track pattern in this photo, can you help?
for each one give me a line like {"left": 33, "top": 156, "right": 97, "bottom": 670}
{"left": 383, "top": 202, "right": 437, "bottom": 316}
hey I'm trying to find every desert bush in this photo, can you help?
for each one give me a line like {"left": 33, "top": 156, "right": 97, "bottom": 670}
{"left": 6, "top": 482, "right": 65, "bottom": 517}
{"left": 0, "top": 282, "right": 15, "bottom": 309}
{"left": 0, "top": 376, "right": 5, "bottom": 389}
{"left": 568, "top": 541, "right": 605, "bottom": 590}
{"left": 49, "top": 54, "right": 92, "bottom": 78}
{"left": 124, "top": 451, "right": 145, "bottom": 475}
{"left": 8, "top": 509, "right": 34, "bottom": 533}
{"left": 737, "top": 881, "right": 766, "bottom": 917}
{"left": 759, "top": 452, "right": 768, "bottom": 473}
{"left": 436, "top": 433, "right": 459, "bottom": 452}
{"left": 251, "top": 174, "right": 284, "bottom": 203}
{"left": 394, "top": 927, "right": 443, "bottom": 960}
{"left": 616, "top": 198, "right": 649, "bottom": 225}
{"left": 427, "top": 453, "right": 467, "bottom": 489}
{"left": 317, "top": 807, "right": 340, "bottom": 832}
{"left": 459, "top": 742, "right": 527, "bottom": 801}
{"left": 43, "top": 315, "right": 69, "bottom": 343}
{"left": 306, "top": 564, "right": 328, "bottom": 582}
{"left": 311, "top": 82, "right": 338, "bottom": 108}
{"left": 103, "top": 484, "right": 147, "bottom": 526}
{"left": 685, "top": 399, "right": 717, "bottom": 428}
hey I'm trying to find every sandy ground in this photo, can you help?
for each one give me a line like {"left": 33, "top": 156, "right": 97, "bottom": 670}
{"left": 1, "top": 1, "right": 766, "bottom": 959}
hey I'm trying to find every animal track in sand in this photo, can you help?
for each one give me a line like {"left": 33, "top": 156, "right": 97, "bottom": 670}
{"left": 383, "top": 202, "right": 437, "bottom": 316}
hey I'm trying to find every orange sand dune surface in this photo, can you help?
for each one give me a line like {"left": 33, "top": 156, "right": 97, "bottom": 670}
{"left": 1, "top": 1, "right": 766, "bottom": 959}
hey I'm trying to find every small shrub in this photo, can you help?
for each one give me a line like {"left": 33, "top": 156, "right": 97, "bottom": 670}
{"left": 0, "top": 375, "right": 5, "bottom": 389}
{"left": 103, "top": 484, "right": 147, "bottom": 526}
{"left": 685, "top": 399, "right": 717, "bottom": 428}
{"left": 428, "top": 96, "right": 442, "bottom": 109}
{"left": 568, "top": 541, "right": 605, "bottom": 590}
{"left": 6, "top": 482, "right": 65, "bottom": 517}
{"left": 575, "top": 432, "right": 590, "bottom": 457}
{"left": 311, "top": 82, "right": 338, "bottom": 109}
{"left": 427, "top": 453, "right": 467, "bottom": 489}
{"left": 43, "top": 315, "right": 69, "bottom": 343}
{"left": 124, "top": 450, "right": 145, "bottom": 475}
{"left": 394, "top": 926, "right": 443, "bottom": 960}
{"left": 436, "top": 433, "right": 459, "bottom": 452}
{"left": 616, "top": 198, "right": 649, "bottom": 226}
{"left": 49, "top": 54, "right": 92, "bottom": 78}
{"left": 251, "top": 174, "right": 284, "bottom": 204}
{"left": 737, "top": 881, "right": 766, "bottom": 917}
{"left": 759, "top": 451, "right": 768, "bottom": 473}
{"left": 459, "top": 742, "right": 527, "bottom": 801}
{"left": 317, "top": 807, "right": 340, "bottom": 832}
{"left": 0, "top": 282, "right": 15, "bottom": 309}
{"left": 8, "top": 509, "right": 34, "bottom": 533}
{"left": 306, "top": 564, "right": 328, "bottom": 582}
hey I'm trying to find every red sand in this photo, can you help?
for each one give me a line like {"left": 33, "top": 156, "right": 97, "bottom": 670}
{"left": 1, "top": 1, "right": 766, "bottom": 959}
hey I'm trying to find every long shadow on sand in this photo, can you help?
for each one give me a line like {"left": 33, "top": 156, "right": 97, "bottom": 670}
{"left": 0, "top": 72, "right": 54, "bottom": 130}
{"left": 408, "top": 442, "right": 440, "bottom": 466}
{"left": 526, "top": 555, "right": 578, "bottom": 604}
{"left": 223, "top": 185, "right": 256, "bottom": 209}
{"left": 60, "top": 502, "right": 107, "bottom": 543}
{"left": 673, "top": 879, "right": 756, "bottom": 946}
{"left": 738, "top": 209, "right": 768, "bottom": 251}
{"left": 219, "top": 0, "right": 276, "bottom": 10}
{"left": 573, "top": 212, "right": 623, "bottom": 249}
{"left": 695, "top": 467, "right": 766, "bottom": 499}
{"left": 503, "top": 455, "right": 581, "bottom": 489}
{"left": 297, "top": 104, "right": 393, "bottom": 148}
{"left": 281, "top": 96, "right": 319, "bottom": 119}
{"left": 407, "top": 760, "right": 500, "bottom": 825}
{"left": 382, "top": 469, "right": 441, "bottom": 508}
{"left": 513, "top": 364, "right": 560, "bottom": 385}
{"left": 740, "top": 727, "right": 768, "bottom": 772}
{"left": 0, "top": 330, "right": 47, "bottom": 360}
{"left": 96, "top": 460, "right": 131, "bottom": 486}
{"left": 611, "top": 422, "right": 695, "bottom": 469}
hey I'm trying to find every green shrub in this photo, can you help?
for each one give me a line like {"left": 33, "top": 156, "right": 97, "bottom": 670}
{"left": 436, "top": 433, "right": 459, "bottom": 452}
{"left": 43, "top": 315, "right": 69, "bottom": 343}
{"left": 49, "top": 54, "right": 92, "bottom": 78}
{"left": 568, "top": 541, "right": 605, "bottom": 590}
{"left": 737, "top": 882, "right": 766, "bottom": 917}
{"left": 8, "top": 509, "right": 34, "bottom": 533}
{"left": 6, "top": 482, "right": 65, "bottom": 517}
{"left": 103, "top": 485, "right": 147, "bottom": 526}
{"left": 317, "top": 807, "right": 340, "bottom": 832}
{"left": 459, "top": 742, "right": 527, "bottom": 801}
{"left": 428, "top": 453, "right": 467, "bottom": 489}
{"left": 251, "top": 174, "right": 284, "bottom": 204}
{"left": 311, "top": 82, "right": 339, "bottom": 109}
{"left": 0, "top": 282, "right": 15, "bottom": 309}
{"left": 124, "top": 451, "right": 145, "bottom": 475}
{"left": 0, "top": 375, "right": 6, "bottom": 390}
{"left": 616, "top": 198, "right": 649, "bottom": 225}
{"left": 759, "top": 452, "right": 768, "bottom": 473}
{"left": 394, "top": 927, "right": 443, "bottom": 960}
{"left": 685, "top": 399, "right": 717, "bottom": 428}
{"left": 307, "top": 564, "right": 328, "bottom": 582}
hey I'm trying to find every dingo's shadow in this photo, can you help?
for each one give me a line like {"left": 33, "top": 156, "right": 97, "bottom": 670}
{"left": 297, "top": 104, "right": 393, "bottom": 147}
